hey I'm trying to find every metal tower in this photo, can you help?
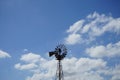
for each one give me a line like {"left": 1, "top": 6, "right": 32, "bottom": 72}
{"left": 49, "top": 44, "right": 67, "bottom": 80}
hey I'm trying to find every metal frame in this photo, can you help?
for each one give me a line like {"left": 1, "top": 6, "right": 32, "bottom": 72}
{"left": 49, "top": 44, "right": 67, "bottom": 80}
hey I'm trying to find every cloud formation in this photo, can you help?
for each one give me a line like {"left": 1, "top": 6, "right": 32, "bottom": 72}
{"left": 20, "top": 53, "right": 42, "bottom": 63}
{"left": 86, "top": 41, "right": 120, "bottom": 58}
{"left": 65, "top": 12, "right": 120, "bottom": 45}
{"left": 14, "top": 52, "right": 120, "bottom": 80}
{"left": 14, "top": 12, "right": 120, "bottom": 80}
{"left": 63, "top": 57, "right": 106, "bottom": 80}
{"left": 65, "top": 33, "right": 82, "bottom": 45}
{"left": 15, "top": 63, "right": 38, "bottom": 70}
{"left": 0, "top": 50, "right": 11, "bottom": 58}
{"left": 15, "top": 53, "right": 46, "bottom": 70}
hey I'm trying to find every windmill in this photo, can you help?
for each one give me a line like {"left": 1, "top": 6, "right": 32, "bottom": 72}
{"left": 49, "top": 44, "right": 67, "bottom": 80}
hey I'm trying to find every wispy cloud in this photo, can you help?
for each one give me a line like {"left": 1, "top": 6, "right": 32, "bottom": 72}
{"left": 65, "top": 12, "right": 120, "bottom": 45}
{"left": 0, "top": 50, "right": 11, "bottom": 58}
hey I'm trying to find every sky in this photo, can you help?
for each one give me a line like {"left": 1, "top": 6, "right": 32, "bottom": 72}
{"left": 0, "top": 0, "right": 120, "bottom": 80}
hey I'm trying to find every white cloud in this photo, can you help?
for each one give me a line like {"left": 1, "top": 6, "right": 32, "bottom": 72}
{"left": 26, "top": 57, "right": 106, "bottom": 80}
{"left": 65, "top": 33, "right": 82, "bottom": 45}
{"left": 15, "top": 53, "right": 108, "bottom": 80}
{"left": 15, "top": 63, "right": 38, "bottom": 70}
{"left": 65, "top": 12, "right": 120, "bottom": 45}
{"left": 67, "top": 20, "right": 84, "bottom": 33}
{"left": 0, "top": 50, "right": 11, "bottom": 58}
{"left": 86, "top": 41, "right": 120, "bottom": 58}
{"left": 63, "top": 57, "right": 106, "bottom": 80}
{"left": 20, "top": 53, "right": 44, "bottom": 63}
{"left": 97, "top": 64, "right": 120, "bottom": 80}
{"left": 15, "top": 53, "right": 46, "bottom": 70}
{"left": 111, "top": 65, "right": 120, "bottom": 80}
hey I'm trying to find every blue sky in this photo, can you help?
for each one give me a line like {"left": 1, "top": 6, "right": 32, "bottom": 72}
{"left": 0, "top": 0, "right": 120, "bottom": 80}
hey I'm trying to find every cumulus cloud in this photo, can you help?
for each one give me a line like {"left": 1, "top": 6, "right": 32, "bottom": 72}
{"left": 63, "top": 57, "right": 106, "bottom": 80}
{"left": 15, "top": 53, "right": 46, "bottom": 70}
{"left": 0, "top": 50, "right": 11, "bottom": 58}
{"left": 86, "top": 41, "right": 120, "bottom": 58}
{"left": 15, "top": 53, "right": 108, "bottom": 80}
{"left": 20, "top": 53, "right": 45, "bottom": 63}
{"left": 65, "top": 12, "right": 120, "bottom": 45}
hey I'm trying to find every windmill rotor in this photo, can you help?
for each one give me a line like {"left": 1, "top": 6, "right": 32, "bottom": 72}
{"left": 49, "top": 44, "right": 67, "bottom": 60}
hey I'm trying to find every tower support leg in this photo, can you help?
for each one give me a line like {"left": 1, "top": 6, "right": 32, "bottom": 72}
{"left": 55, "top": 60, "right": 64, "bottom": 80}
